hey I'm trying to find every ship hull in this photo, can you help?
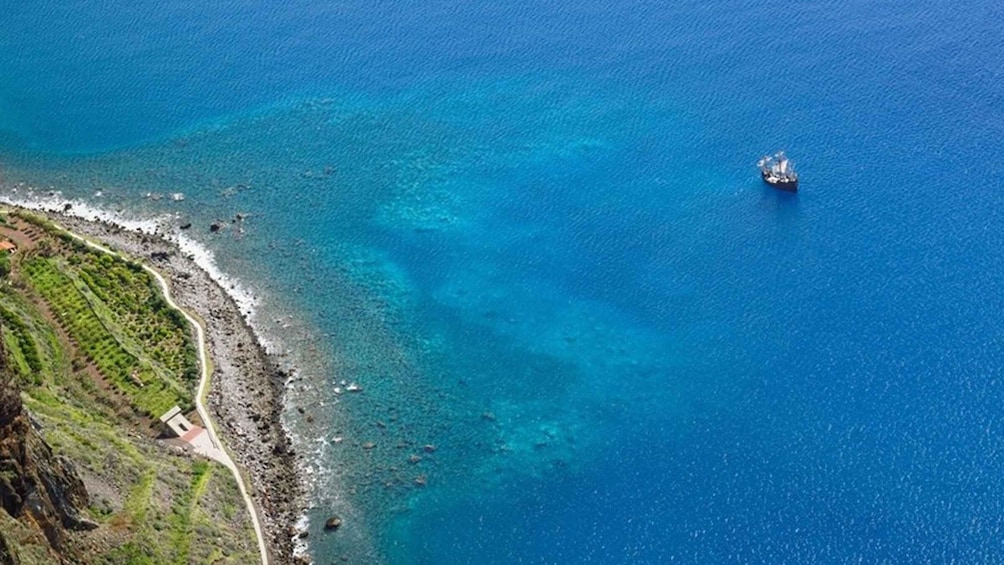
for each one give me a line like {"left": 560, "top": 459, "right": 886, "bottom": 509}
{"left": 761, "top": 171, "right": 798, "bottom": 192}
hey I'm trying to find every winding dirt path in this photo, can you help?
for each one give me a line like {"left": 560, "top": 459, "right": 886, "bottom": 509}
{"left": 56, "top": 225, "right": 271, "bottom": 565}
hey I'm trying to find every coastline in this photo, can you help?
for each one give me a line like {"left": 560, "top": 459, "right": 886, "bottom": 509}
{"left": 4, "top": 202, "right": 303, "bottom": 564}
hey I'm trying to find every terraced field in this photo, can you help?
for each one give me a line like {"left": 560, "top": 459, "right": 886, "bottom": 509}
{"left": 13, "top": 212, "right": 199, "bottom": 420}
{"left": 0, "top": 211, "right": 257, "bottom": 563}
{"left": 22, "top": 257, "right": 191, "bottom": 417}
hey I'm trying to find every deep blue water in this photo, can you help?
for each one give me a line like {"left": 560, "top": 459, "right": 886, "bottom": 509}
{"left": 3, "top": 0, "right": 1004, "bottom": 562}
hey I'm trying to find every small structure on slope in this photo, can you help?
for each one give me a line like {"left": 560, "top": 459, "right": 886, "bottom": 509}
{"left": 160, "top": 405, "right": 197, "bottom": 438}
{"left": 159, "top": 405, "right": 230, "bottom": 464}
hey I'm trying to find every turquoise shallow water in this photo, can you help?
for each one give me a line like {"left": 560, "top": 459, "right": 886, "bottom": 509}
{"left": 3, "top": 1, "right": 1004, "bottom": 562}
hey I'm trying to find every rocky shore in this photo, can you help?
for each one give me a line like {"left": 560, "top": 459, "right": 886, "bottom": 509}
{"left": 46, "top": 211, "right": 302, "bottom": 564}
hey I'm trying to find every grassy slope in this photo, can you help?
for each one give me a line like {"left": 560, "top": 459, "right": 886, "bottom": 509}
{"left": 0, "top": 212, "right": 257, "bottom": 564}
{"left": 18, "top": 221, "right": 198, "bottom": 420}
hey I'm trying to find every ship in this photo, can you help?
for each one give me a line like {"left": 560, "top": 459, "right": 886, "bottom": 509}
{"left": 757, "top": 151, "right": 798, "bottom": 191}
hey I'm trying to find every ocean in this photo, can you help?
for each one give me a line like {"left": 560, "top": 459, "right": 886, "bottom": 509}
{"left": 3, "top": 0, "right": 1004, "bottom": 562}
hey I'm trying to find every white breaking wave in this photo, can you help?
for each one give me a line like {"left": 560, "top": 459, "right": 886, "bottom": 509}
{"left": 0, "top": 190, "right": 272, "bottom": 342}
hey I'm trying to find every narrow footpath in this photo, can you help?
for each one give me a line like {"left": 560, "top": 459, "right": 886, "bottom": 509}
{"left": 60, "top": 226, "right": 271, "bottom": 565}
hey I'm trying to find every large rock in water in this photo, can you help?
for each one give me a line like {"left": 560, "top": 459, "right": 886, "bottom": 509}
{"left": 0, "top": 331, "right": 94, "bottom": 560}
{"left": 324, "top": 516, "right": 343, "bottom": 531}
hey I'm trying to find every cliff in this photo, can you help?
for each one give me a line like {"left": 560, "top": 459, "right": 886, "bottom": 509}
{"left": 0, "top": 331, "right": 95, "bottom": 564}
{"left": 0, "top": 212, "right": 260, "bottom": 564}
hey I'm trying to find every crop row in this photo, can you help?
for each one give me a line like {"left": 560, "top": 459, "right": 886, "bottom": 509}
{"left": 10, "top": 213, "right": 199, "bottom": 387}
{"left": 22, "top": 258, "right": 190, "bottom": 417}
{"left": 0, "top": 304, "right": 43, "bottom": 375}
{"left": 75, "top": 255, "right": 199, "bottom": 385}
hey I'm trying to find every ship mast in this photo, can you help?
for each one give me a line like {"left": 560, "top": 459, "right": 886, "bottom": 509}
{"left": 758, "top": 150, "right": 799, "bottom": 190}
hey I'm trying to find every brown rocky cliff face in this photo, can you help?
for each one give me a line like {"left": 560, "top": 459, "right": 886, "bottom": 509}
{"left": 0, "top": 331, "right": 94, "bottom": 562}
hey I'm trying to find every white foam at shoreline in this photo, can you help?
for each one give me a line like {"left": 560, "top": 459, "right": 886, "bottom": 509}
{"left": 0, "top": 191, "right": 277, "bottom": 346}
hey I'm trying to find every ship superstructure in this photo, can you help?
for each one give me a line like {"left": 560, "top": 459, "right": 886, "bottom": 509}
{"left": 758, "top": 151, "right": 799, "bottom": 191}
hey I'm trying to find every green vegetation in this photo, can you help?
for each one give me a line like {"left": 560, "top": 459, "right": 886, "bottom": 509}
{"left": 168, "top": 460, "right": 214, "bottom": 565}
{"left": 0, "top": 305, "right": 43, "bottom": 375}
{"left": 12, "top": 214, "right": 199, "bottom": 420}
{"left": 0, "top": 289, "right": 66, "bottom": 389}
{"left": 22, "top": 257, "right": 190, "bottom": 417}
{"left": 14, "top": 210, "right": 59, "bottom": 232}
{"left": 76, "top": 251, "right": 198, "bottom": 383}
{"left": 0, "top": 211, "right": 256, "bottom": 564}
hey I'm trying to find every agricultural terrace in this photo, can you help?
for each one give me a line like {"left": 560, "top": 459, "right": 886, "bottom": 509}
{"left": 0, "top": 211, "right": 256, "bottom": 563}
{"left": 8, "top": 212, "right": 199, "bottom": 422}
